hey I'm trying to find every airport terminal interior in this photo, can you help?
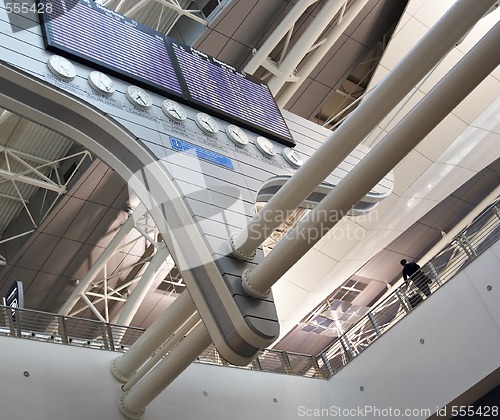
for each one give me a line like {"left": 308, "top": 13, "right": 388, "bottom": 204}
{"left": 0, "top": 0, "right": 499, "bottom": 418}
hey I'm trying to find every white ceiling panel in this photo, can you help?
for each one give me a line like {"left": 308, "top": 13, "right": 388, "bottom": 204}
{"left": 391, "top": 150, "right": 433, "bottom": 196}
{"left": 287, "top": 249, "right": 336, "bottom": 291}
{"left": 378, "top": 15, "right": 427, "bottom": 70}
{"left": 453, "top": 76, "right": 500, "bottom": 126}
{"left": 412, "top": 0, "right": 453, "bottom": 28}
{"left": 415, "top": 113, "right": 468, "bottom": 162}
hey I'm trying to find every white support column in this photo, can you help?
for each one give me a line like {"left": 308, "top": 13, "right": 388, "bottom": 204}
{"left": 122, "top": 312, "right": 201, "bottom": 392}
{"left": 243, "top": 0, "right": 319, "bottom": 75}
{"left": 276, "top": 0, "right": 370, "bottom": 107}
{"left": 242, "top": 18, "right": 500, "bottom": 299}
{"left": 57, "top": 203, "right": 146, "bottom": 316}
{"left": 119, "top": 322, "right": 211, "bottom": 420}
{"left": 230, "top": 0, "right": 498, "bottom": 261}
{"left": 115, "top": 245, "right": 170, "bottom": 327}
{"left": 267, "top": 0, "right": 347, "bottom": 95}
{"left": 111, "top": 289, "right": 196, "bottom": 382}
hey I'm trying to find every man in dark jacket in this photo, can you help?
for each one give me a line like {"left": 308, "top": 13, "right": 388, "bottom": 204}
{"left": 400, "top": 259, "right": 432, "bottom": 297}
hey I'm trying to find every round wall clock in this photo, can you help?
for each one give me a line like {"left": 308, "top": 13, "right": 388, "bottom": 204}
{"left": 282, "top": 147, "right": 303, "bottom": 168}
{"left": 226, "top": 124, "right": 249, "bottom": 147}
{"left": 87, "top": 71, "right": 115, "bottom": 96}
{"left": 255, "top": 136, "right": 276, "bottom": 157}
{"left": 47, "top": 55, "right": 76, "bottom": 81}
{"left": 126, "top": 86, "right": 152, "bottom": 109}
{"left": 162, "top": 100, "right": 187, "bottom": 122}
{"left": 195, "top": 112, "right": 219, "bottom": 134}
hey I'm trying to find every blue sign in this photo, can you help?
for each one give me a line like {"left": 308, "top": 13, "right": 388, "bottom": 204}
{"left": 170, "top": 137, "right": 234, "bottom": 170}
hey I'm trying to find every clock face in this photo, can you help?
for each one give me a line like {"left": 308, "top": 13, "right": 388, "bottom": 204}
{"left": 195, "top": 112, "right": 219, "bottom": 134}
{"left": 162, "top": 100, "right": 187, "bottom": 122}
{"left": 282, "top": 147, "right": 303, "bottom": 168}
{"left": 226, "top": 124, "right": 249, "bottom": 147}
{"left": 255, "top": 136, "right": 276, "bottom": 157}
{"left": 47, "top": 55, "right": 76, "bottom": 81}
{"left": 87, "top": 71, "right": 115, "bottom": 96}
{"left": 126, "top": 86, "right": 152, "bottom": 109}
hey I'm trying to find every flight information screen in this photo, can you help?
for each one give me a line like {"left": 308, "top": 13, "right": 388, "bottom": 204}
{"left": 40, "top": 0, "right": 183, "bottom": 96}
{"left": 38, "top": 0, "right": 294, "bottom": 145}
{"left": 170, "top": 42, "right": 292, "bottom": 143}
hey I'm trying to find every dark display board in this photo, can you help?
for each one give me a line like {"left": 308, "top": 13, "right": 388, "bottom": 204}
{"left": 170, "top": 43, "right": 292, "bottom": 143}
{"left": 40, "top": 0, "right": 182, "bottom": 96}
{"left": 38, "top": 0, "right": 294, "bottom": 146}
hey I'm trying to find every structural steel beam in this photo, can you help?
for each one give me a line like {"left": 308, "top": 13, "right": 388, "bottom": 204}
{"left": 243, "top": 0, "right": 319, "bottom": 75}
{"left": 267, "top": 0, "right": 346, "bottom": 95}
{"left": 58, "top": 203, "right": 146, "bottom": 316}
{"left": 277, "top": 0, "right": 371, "bottom": 107}
{"left": 0, "top": 168, "right": 66, "bottom": 194}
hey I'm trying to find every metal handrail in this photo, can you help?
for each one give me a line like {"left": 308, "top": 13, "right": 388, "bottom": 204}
{"left": 0, "top": 304, "right": 325, "bottom": 378}
{"left": 1, "top": 200, "right": 498, "bottom": 380}
{"left": 317, "top": 199, "right": 500, "bottom": 378}
{"left": 0, "top": 306, "right": 145, "bottom": 351}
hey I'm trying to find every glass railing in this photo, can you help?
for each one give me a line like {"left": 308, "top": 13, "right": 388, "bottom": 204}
{"left": 1, "top": 200, "right": 498, "bottom": 380}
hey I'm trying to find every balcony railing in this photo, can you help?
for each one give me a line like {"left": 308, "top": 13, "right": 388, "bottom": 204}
{"left": 316, "top": 199, "right": 500, "bottom": 378}
{"left": 1, "top": 200, "right": 499, "bottom": 380}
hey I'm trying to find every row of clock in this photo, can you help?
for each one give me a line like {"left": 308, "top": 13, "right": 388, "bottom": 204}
{"left": 167, "top": 105, "right": 304, "bottom": 167}
{"left": 46, "top": 54, "right": 303, "bottom": 168}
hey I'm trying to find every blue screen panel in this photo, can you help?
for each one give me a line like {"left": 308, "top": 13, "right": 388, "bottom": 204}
{"left": 170, "top": 137, "right": 234, "bottom": 170}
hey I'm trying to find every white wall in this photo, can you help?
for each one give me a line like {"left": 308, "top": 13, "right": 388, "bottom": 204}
{"left": 323, "top": 238, "right": 500, "bottom": 419}
{"left": 0, "top": 335, "right": 323, "bottom": 420}
{"left": 1, "top": 239, "right": 499, "bottom": 419}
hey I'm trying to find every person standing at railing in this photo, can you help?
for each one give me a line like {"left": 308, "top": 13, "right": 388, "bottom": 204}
{"left": 400, "top": 259, "right": 432, "bottom": 298}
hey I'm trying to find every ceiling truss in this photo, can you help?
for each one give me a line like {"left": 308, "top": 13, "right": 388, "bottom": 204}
{"left": 244, "top": 0, "right": 372, "bottom": 108}
{"left": 0, "top": 110, "right": 92, "bottom": 265}
{"left": 62, "top": 206, "right": 182, "bottom": 326}
{"left": 101, "top": 0, "right": 208, "bottom": 34}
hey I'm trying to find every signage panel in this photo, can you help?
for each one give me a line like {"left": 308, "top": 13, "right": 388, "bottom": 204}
{"left": 170, "top": 137, "right": 234, "bottom": 170}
